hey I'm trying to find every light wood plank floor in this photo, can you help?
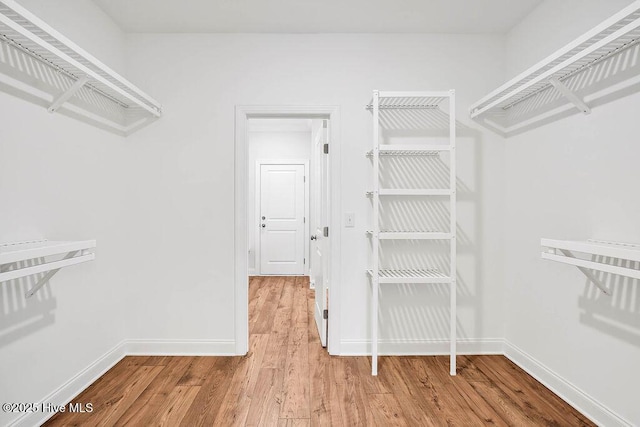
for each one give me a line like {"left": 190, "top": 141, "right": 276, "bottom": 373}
{"left": 46, "top": 276, "right": 594, "bottom": 426}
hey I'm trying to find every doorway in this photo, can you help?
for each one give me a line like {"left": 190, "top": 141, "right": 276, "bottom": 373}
{"left": 235, "top": 106, "right": 341, "bottom": 356}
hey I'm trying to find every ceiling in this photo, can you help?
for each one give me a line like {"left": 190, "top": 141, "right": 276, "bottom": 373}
{"left": 93, "top": 0, "right": 542, "bottom": 34}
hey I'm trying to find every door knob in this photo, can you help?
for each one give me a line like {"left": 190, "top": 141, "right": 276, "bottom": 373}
{"left": 262, "top": 224, "right": 266, "bottom": 228}
{"left": 310, "top": 235, "right": 317, "bottom": 240}
{"left": 262, "top": 216, "right": 266, "bottom": 220}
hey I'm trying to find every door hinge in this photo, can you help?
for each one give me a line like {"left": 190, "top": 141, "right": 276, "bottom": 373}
{"left": 304, "top": 258, "right": 306, "bottom": 265}
{"left": 304, "top": 176, "right": 306, "bottom": 182}
{"left": 323, "top": 143, "right": 329, "bottom": 154}
{"left": 303, "top": 217, "right": 306, "bottom": 223}
{"left": 323, "top": 309, "right": 328, "bottom": 319}
{"left": 323, "top": 226, "right": 329, "bottom": 237}
{"left": 323, "top": 120, "right": 328, "bottom": 129}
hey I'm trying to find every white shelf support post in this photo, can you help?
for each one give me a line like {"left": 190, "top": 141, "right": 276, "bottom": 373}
{"left": 548, "top": 78, "right": 591, "bottom": 115}
{"left": 48, "top": 75, "right": 89, "bottom": 113}
{"left": 371, "top": 90, "right": 380, "bottom": 376}
{"left": 449, "top": 90, "right": 457, "bottom": 376}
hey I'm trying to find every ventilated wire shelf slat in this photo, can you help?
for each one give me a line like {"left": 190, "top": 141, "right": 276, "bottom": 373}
{"left": 366, "top": 150, "right": 441, "bottom": 157}
{"left": 366, "top": 268, "right": 451, "bottom": 283}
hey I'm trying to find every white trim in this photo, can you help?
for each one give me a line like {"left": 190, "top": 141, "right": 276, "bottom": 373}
{"left": 340, "top": 338, "right": 503, "bottom": 356}
{"left": 8, "top": 340, "right": 127, "bottom": 427}
{"left": 235, "top": 105, "right": 342, "bottom": 356}
{"left": 125, "top": 339, "right": 236, "bottom": 356}
{"left": 504, "top": 340, "right": 633, "bottom": 427}
{"left": 254, "top": 159, "right": 310, "bottom": 276}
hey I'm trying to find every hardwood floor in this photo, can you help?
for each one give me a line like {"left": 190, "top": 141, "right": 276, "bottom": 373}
{"left": 45, "top": 276, "right": 594, "bottom": 426}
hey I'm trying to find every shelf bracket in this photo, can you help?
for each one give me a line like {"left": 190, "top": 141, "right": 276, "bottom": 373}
{"left": 542, "top": 248, "right": 611, "bottom": 296}
{"left": 48, "top": 75, "right": 90, "bottom": 113}
{"left": 553, "top": 249, "right": 611, "bottom": 295}
{"left": 24, "top": 250, "right": 79, "bottom": 298}
{"left": 548, "top": 78, "right": 591, "bottom": 115}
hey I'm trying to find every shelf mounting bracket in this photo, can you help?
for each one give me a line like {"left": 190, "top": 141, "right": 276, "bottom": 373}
{"left": 25, "top": 250, "right": 79, "bottom": 298}
{"left": 48, "top": 75, "right": 90, "bottom": 113}
{"left": 549, "top": 78, "right": 591, "bottom": 115}
{"left": 558, "top": 249, "right": 611, "bottom": 295}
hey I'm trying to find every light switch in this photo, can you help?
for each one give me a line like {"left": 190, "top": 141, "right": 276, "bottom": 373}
{"left": 345, "top": 212, "right": 355, "bottom": 228}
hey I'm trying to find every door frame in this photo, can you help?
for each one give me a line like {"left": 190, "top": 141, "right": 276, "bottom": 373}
{"left": 255, "top": 159, "right": 310, "bottom": 276}
{"left": 235, "top": 105, "right": 342, "bottom": 356}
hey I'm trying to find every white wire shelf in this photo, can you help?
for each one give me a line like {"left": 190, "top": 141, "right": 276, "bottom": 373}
{"left": 366, "top": 189, "right": 454, "bottom": 197}
{"left": 470, "top": 1, "right": 640, "bottom": 137}
{"left": 366, "top": 231, "right": 453, "bottom": 240}
{"left": 366, "top": 145, "right": 451, "bottom": 157}
{"left": 541, "top": 238, "right": 640, "bottom": 295}
{"left": 366, "top": 268, "right": 452, "bottom": 284}
{"left": 380, "top": 144, "right": 451, "bottom": 152}
{"left": 366, "top": 92, "right": 450, "bottom": 111}
{"left": 0, "top": 239, "right": 96, "bottom": 298}
{"left": 0, "top": 0, "right": 162, "bottom": 135}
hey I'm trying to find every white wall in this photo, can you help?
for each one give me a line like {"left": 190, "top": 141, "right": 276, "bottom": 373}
{"left": 0, "top": 2, "right": 129, "bottom": 426}
{"left": 504, "top": 1, "right": 640, "bottom": 425}
{"left": 123, "top": 33, "right": 507, "bottom": 352}
{"left": 247, "top": 120, "right": 311, "bottom": 273}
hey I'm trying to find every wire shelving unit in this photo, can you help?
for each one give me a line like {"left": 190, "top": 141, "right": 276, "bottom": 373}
{"left": 367, "top": 90, "right": 457, "bottom": 376}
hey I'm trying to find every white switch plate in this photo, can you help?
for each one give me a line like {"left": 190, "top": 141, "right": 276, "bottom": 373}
{"left": 345, "top": 212, "right": 355, "bottom": 228}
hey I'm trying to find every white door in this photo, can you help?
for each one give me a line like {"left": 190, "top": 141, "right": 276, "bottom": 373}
{"left": 312, "top": 121, "right": 330, "bottom": 347}
{"left": 259, "top": 164, "right": 306, "bottom": 275}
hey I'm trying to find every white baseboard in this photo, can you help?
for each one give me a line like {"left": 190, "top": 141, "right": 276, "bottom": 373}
{"left": 125, "top": 339, "right": 236, "bottom": 356}
{"left": 504, "top": 340, "right": 632, "bottom": 427}
{"left": 340, "top": 338, "right": 504, "bottom": 356}
{"left": 9, "top": 340, "right": 127, "bottom": 427}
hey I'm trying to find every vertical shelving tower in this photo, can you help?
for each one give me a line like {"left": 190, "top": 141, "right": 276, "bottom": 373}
{"left": 367, "top": 90, "right": 457, "bottom": 376}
